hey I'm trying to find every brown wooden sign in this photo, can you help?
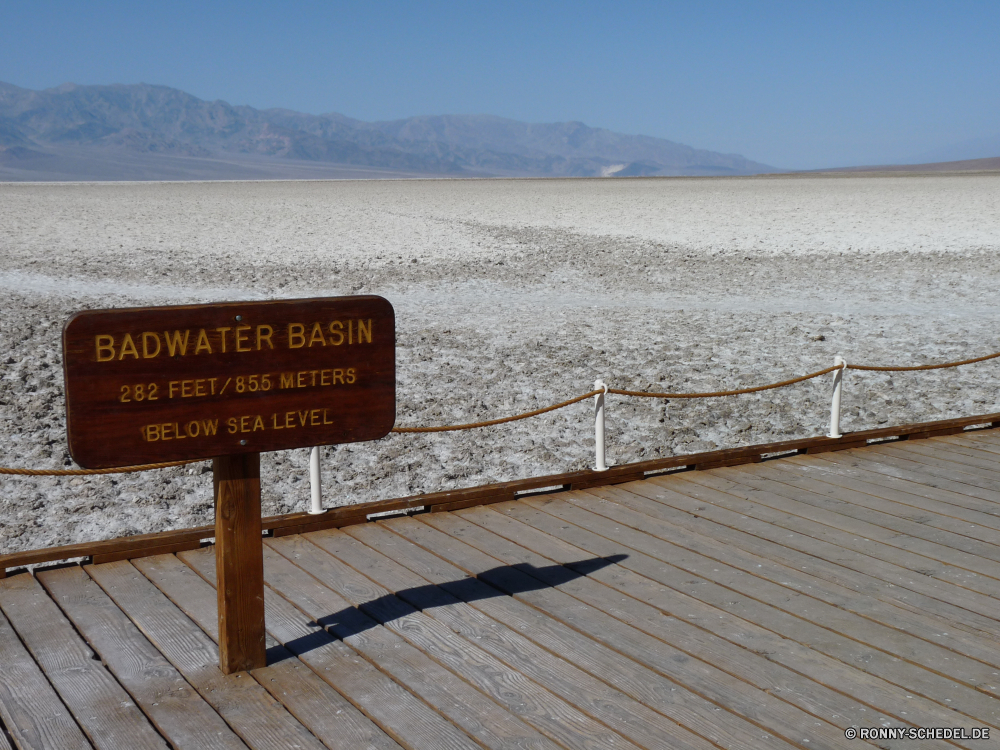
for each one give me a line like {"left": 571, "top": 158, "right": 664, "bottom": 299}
{"left": 63, "top": 296, "right": 395, "bottom": 468}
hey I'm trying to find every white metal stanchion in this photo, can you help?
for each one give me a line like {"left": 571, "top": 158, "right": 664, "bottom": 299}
{"left": 594, "top": 380, "right": 609, "bottom": 471}
{"left": 308, "top": 446, "right": 326, "bottom": 514}
{"left": 827, "top": 356, "right": 846, "bottom": 439}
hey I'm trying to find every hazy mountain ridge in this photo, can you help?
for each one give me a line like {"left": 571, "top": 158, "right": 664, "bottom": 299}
{"left": 364, "top": 114, "right": 764, "bottom": 173}
{"left": 0, "top": 81, "right": 778, "bottom": 180}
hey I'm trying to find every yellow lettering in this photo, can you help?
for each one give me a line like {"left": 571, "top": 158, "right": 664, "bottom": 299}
{"left": 194, "top": 329, "right": 212, "bottom": 354}
{"left": 328, "top": 321, "right": 344, "bottom": 345}
{"left": 253, "top": 415, "right": 264, "bottom": 432}
{"left": 118, "top": 333, "right": 139, "bottom": 360}
{"left": 182, "top": 380, "right": 193, "bottom": 398}
{"left": 215, "top": 327, "right": 231, "bottom": 353}
{"left": 310, "top": 370, "right": 318, "bottom": 386}
{"left": 348, "top": 319, "right": 353, "bottom": 345}
{"left": 320, "top": 369, "right": 331, "bottom": 386}
{"left": 163, "top": 329, "right": 190, "bottom": 356}
{"left": 357, "top": 318, "right": 372, "bottom": 344}
{"left": 195, "top": 379, "right": 206, "bottom": 397}
{"left": 288, "top": 323, "right": 305, "bottom": 349}
{"left": 235, "top": 325, "right": 252, "bottom": 352}
{"left": 310, "top": 409, "right": 320, "bottom": 426}
{"left": 144, "top": 424, "right": 160, "bottom": 441}
{"left": 162, "top": 423, "right": 173, "bottom": 440}
{"left": 285, "top": 411, "right": 295, "bottom": 429}
{"left": 333, "top": 369, "right": 344, "bottom": 384}
{"left": 308, "top": 322, "right": 326, "bottom": 347}
{"left": 256, "top": 324, "right": 274, "bottom": 350}
{"left": 272, "top": 413, "right": 283, "bottom": 429}
{"left": 227, "top": 417, "right": 238, "bottom": 434}
{"left": 141, "top": 332, "right": 161, "bottom": 359}
{"left": 298, "top": 411, "right": 308, "bottom": 427}
{"left": 323, "top": 409, "right": 333, "bottom": 424}
{"left": 173, "top": 423, "right": 186, "bottom": 440}
{"left": 186, "top": 421, "right": 200, "bottom": 438}
{"left": 95, "top": 335, "right": 116, "bottom": 362}
{"left": 346, "top": 368, "right": 356, "bottom": 384}
{"left": 201, "top": 419, "right": 218, "bottom": 436}
{"left": 168, "top": 381, "right": 180, "bottom": 398}
{"left": 240, "top": 415, "right": 251, "bottom": 432}
{"left": 297, "top": 371, "right": 307, "bottom": 388}
{"left": 280, "top": 372, "right": 294, "bottom": 389}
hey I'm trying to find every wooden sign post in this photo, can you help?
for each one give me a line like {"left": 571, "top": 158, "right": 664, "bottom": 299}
{"left": 63, "top": 296, "right": 395, "bottom": 674}
{"left": 214, "top": 453, "right": 266, "bottom": 672}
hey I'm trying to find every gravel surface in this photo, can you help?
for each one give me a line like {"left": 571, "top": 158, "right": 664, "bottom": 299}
{"left": 2, "top": 173, "right": 999, "bottom": 554}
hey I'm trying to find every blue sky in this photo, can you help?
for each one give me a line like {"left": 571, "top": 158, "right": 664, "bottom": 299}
{"left": 3, "top": 1, "right": 998, "bottom": 169}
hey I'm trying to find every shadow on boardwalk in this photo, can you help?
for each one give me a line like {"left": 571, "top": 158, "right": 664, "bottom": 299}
{"left": 276, "top": 555, "right": 628, "bottom": 661}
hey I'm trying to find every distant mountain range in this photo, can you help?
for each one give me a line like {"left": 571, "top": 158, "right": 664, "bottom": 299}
{"left": 816, "top": 156, "right": 1000, "bottom": 174}
{"left": 0, "top": 81, "right": 779, "bottom": 181}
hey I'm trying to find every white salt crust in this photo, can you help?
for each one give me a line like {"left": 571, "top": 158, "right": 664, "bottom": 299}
{"left": 1, "top": 173, "right": 999, "bottom": 553}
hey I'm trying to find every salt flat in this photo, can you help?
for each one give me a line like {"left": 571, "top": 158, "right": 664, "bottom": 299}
{"left": 2, "top": 173, "right": 999, "bottom": 553}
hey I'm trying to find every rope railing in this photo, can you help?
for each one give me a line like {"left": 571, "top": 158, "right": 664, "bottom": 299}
{"left": 2, "top": 347, "right": 998, "bottom": 478}
{"left": 390, "top": 389, "right": 604, "bottom": 433}
{"left": 846, "top": 349, "right": 1000, "bottom": 372}
{"left": 606, "top": 365, "right": 841, "bottom": 399}
{"left": 0, "top": 460, "right": 202, "bottom": 476}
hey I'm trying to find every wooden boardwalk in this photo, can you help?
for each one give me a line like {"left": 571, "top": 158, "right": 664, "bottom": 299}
{"left": 4, "top": 429, "right": 1000, "bottom": 749}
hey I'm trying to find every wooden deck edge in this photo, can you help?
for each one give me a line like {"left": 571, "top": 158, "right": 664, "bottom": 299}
{"left": 3, "top": 410, "right": 999, "bottom": 576}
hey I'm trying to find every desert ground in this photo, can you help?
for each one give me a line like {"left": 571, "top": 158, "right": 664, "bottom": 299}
{"left": 1, "top": 172, "right": 999, "bottom": 554}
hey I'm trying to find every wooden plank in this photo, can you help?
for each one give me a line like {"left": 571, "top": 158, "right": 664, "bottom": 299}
{"left": 913, "top": 437, "right": 1000, "bottom": 464}
{"left": 35, "top": 565, "right": 247, "bottom": 750}
{"left": 588, "top": 480, "right": 1000, "bottom": 664}
{"left": 556, "top": 485, "right": 1000, "bottom": 691}
{"left": 824, "top": 442, "right": 1000, "bottom": 503}
{"left": 815, "top": 449, "right": 1000, "bottom": 510}
{"left": 481, "top": 498, "right": 977, "bottom": 750}
{"left": 464, "top": 480, "right": 1000, "bottom": 693}
{"left": 776, "top": 454, "right": 1000, "bottom": 538}
{"left": 427, "top": 505, "right": 960, "bottom": 750}
{"left": 0, "top": 524, "right": 214, "bottom": 576}
{"left": 399, "top": 508, "right": 960, "bottom": 750}
{"left": 245, "top": 546, "right": 518, "bottom": 750}
{"left": 180, "top": 545, "right": 552, "bottom": 750}
{"left": 270, "top": 513, "right": 370, "bottom": 538}
{"left": 936, "top": 435, "right": 1000, "bottom": 460}
{"left": 426, "top": 493, "right": 516, "bottom": 514}
{"left": 694, "top": 454, "right": 761, "bottom": 470}
{"left": 268, "top": 532, "right": 651, "bottom": 750}
{"left": 906, "top": 426, "right": 967, "bottom": 440}
{"left": 0, "top": 605, "right": 91, "bottom": 750}
{"left": 134, "top": 552, "right": 399, "bottom": 750}
{"left": 348, "top": 519, "right": 849, "bottom": 750}
{"left": 513, "top": 493, "right": 1000, "bottom": 729}
{"left": 85, "top": 560, "right": 325, "bottom": 750}
{"left": 731, "top": 461, "right": 1000, "bottom": 564}
{"left": 661, "top": 470, "right": 1000, "bottom": 628}
{"left": 331, "top": 524, "right": 785, "bottom": 750}
{"left": 0, "top": 572, "right": 168, "bottom": 750}
{"left": 755, "top": 455, "right": 1000, "bottom": 552}
{"left": 948, "top": 431, "right": 1000, "bottom": 454}
{"left": 867, "top": 442, "right": 1000, "bottom": 488}
{"left": 214, "top": 453, "right": 266, "bottom": 674}
{"left": 804, "top": 440, "right": 867, "bottom": 454}
{"left": 886, "top": 440, "right": 1000, "bottom": 476}
{"left": 93, "top": 540, "right": 203, "bottom": 565}
{"left": 801, "top": 451, "right": 1000, "bottom": 523}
